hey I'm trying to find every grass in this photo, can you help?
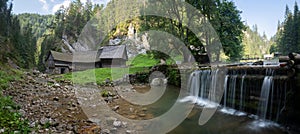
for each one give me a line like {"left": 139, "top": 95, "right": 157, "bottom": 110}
{"left": 60, "top": 53, "right": 158, "bottom": 85}
{"left": 127, "top": 53, "right": 181, "bottom": 67}
{"left": 60, "top": 53, "right": 180, "bottom": 85}
{"left": 127, "top": 54, "right": 160, "bottom": 67}
{"left": 0, "top": 64, "right": 30, "bottom": 133}
{"left": 0, "top": 68, "right": 22, "bottom": 90}
{"left": 62, "top": 67, "right": 150, "bottom": 85}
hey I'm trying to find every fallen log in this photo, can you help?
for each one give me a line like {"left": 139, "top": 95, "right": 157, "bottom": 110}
{"left": 279, "top": 53, "right": 300, "bottom": 65}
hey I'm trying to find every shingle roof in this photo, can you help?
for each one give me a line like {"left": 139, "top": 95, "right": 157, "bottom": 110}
{"left": 99, "top": 45, "right": 128, "bottom": 60}
{"left": 50, "top": 51, "right": 73, "bottom": 62}
{"left": 50, "top": 51, "right": 100, "bottom": 63}
{"left": 48, "top": 45, "right": 128, "bottom": 63}
{"left": 72, "top": 51, "right": 100, "bottom": 63}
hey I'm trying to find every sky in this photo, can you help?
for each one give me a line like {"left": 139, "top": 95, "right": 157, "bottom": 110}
{"left": 12, "top": 0, "right": 109, "bottom": 14}
{"left": 232, "top": 0, "right": 300, "bottom": 39}
{"left": 11, "top": 0, "right": 300, "bottom": 39}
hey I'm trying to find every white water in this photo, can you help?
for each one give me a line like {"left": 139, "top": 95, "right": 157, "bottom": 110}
{"left": 183, "top": 70, "right": 220, "bottom": 108}
{"left": 229, "top": 75, "right": 237, "bottom": 108}
{"left": 257, "top": 69, "right": 274, "bottom": 120}
{"left": 184, "top": 69, "right": 284, "bottom": 122}
{"left": 175, "top": 69, "right": 290, "bottom": 133}
{"left": 239, "top": 75, "right": 246, "bottom": 110}
{"left": 223, "top": 75, "right": 229, "bottom": 107}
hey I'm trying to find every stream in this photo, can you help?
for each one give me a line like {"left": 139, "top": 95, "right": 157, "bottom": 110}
{"left": 145, "top": 85, "right": 287, "bottom": 134}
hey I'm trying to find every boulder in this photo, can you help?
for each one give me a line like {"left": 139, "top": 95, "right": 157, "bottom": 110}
{"left": 150, "top": 78, "right": 168, "bottom": 86}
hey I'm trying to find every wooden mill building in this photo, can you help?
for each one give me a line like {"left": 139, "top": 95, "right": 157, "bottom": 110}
{"left": 45, "top": 45, "right": 128, "bottom": 74}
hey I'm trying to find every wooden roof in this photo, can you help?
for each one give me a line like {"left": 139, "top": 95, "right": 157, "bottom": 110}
{"left": 47, "top": 45, "right": 128, "bottom": 63}
{"left": 99, "top": 45, "right": 128, "bottom": 60}
{"left": 49, "top": 51, "right": 100, "bottom": 63}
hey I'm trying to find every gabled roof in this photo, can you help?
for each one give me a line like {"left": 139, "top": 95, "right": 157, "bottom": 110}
{"left": 49, "top": 51, "right": 100, "bottom": 63}
{"left": 49, "top": 51, "right": 72, "bottom": 62}
{"left": 72, "top": 51, "right": 100, "bottom": 63}
{"left": 47, "top": 45, "right": 128, "bottom": 63}
{"left": 99, "top": 45, "right": 128, "bottom": 60}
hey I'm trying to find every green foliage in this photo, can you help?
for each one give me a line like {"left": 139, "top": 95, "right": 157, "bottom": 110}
{"left": 166, "top": 68, "right": 180, "bottom": 86}
{"left": 215, "top": 0, "right": 246, "bottom": 61}
{"left": 135, "top": 72, "right": 149, "bottom": 83}
{"left": 0, "top": 0, "right": 12, "bottom": 38}
{"left": 273, "top": 2, "right": 300, "bottom": 55}
{"left": 0, "top": 65, "right": 30, "bottom": 133}
{"left": 17, "top": 13, "right": 54, "bottom": 38}
{"left": 0, "top": 67, "right": 22, "bottom": 90}
{"left": 128, "top": 53, "right": 160, "bottom": 67}
{"left": 100, "top": 90, "right": 110, "bottom": 97}
{"left": 140, "top": 0, "right": 245, "bottom": 62}
{"left": 38, "top": 0, "right": 103, "bottom": 71}
{"left": 0, "top": 0, "right": 44, "bottom": 68}
{"left": 0, "top": 94, "right": 30, "bottom": 133}
{"left": 242, "top": 25, "right": 271, "bottom": 59}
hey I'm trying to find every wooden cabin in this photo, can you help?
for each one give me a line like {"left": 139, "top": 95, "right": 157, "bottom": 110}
{"left": 99, "top": 45, "right": 128, "bottom": 68}
{"left": 45, "top": 45, "right": 128, "bottom": 74}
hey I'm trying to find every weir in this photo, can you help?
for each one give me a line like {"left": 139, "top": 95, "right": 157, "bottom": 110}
{"left": 186, "top": 67, "right": 293, "bottom": 123}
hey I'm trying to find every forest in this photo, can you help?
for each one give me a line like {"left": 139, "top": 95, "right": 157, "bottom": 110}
{"left": 1, "top": 0, "right": 300, "bottom": 133}
{"left": 0, "top": 0, "right": 285, "bottom": 70}
{"left": 270, "top": 2, "right": 300, "bottom": 55}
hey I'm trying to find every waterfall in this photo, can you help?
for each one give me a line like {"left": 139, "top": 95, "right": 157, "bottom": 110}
{"left": 188, "top": 71, "right": 200, "bottom": 103}
{"left": 183, "top": 67, "right": 289, "bottom": 122}
{"left": 228, "top": 75, "right": 237, "bottom": 109}
{"left": 257, "top": 76, "right": 273, "bottom": 120}
{"left": 181, "top": 69, "right": 220, "bottom": 108}
{"left": 239, "top": 75, "right": 246, "bottom": 110}
{"left": 209, "top": 69, "right": 219, "bottom": 101}
{"left": 200, "top": 70, "right": 210, "bottom": 98}
{"left": 223, "top": 75, "right": 229, "bottom": 108}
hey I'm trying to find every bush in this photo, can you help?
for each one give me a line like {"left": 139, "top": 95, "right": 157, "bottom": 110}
{"left": 0, "top": 94, "right": 30, "bottom": 133}
{"left": 0, "top": 65, "right": 30, "bottom": 133}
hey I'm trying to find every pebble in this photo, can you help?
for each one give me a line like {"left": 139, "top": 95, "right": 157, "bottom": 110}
{"left": 102, "top": 129, "right": 110, "bottom": 134}
{"left": 113, "top": 121, "right": 122, "bottom": 127}
{"left": 142, "top": 107, "right": 147, "bottom": 111}
{"left": 106, "top": 117, "right": 117, "bottom": 125}
{"left": 126, "top": 130, "right": 134, "bottom": 134}
{"left": 129, "top": 115, "right": 137, "bottom": 119}
{"left": 40, "top": 117, "right": 49, "bottom": 125}
{"left": 122, "top": 122, "right": 128, "bottom": 128}
{"left": 112, "top": 105, "right": 120, "bottom": 111}
{"left": 138, "top": 113, "right": 146, "bottom": 117}
{"left": 129, "top": 108, "right": 134, "bottom": 112}
{"left": 53, "top": 97, "right": 59, "bottom": 101}
{"left": 53, "top": 83, "right": 60, "bottom": 88}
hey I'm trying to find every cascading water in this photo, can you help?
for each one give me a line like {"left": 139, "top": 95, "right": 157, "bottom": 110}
{"left": 209, "top": 69, "right": 219, "bottom": 102}
{"left": 183, "top": 67, "right": 289, "bottom": 124}
{"left": 239, "top": 75, "right": 246, "bottom": 111}
{"left": 200, "top": 70, "right": 210, "bottom": 98}
{"left": 223, "top": 75, "right": 229, "bottom": 108}
{"left": 186, "top": 71, "right": 200, "bottom": 103}
{"left": 181, "top": 69, "right": 220, "bottom": 108}
{"left": 229, "top": 75, "right": 237, "bottom": 108}
{"left": 257, "top": 69, "right": 274, "bottom": 120}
